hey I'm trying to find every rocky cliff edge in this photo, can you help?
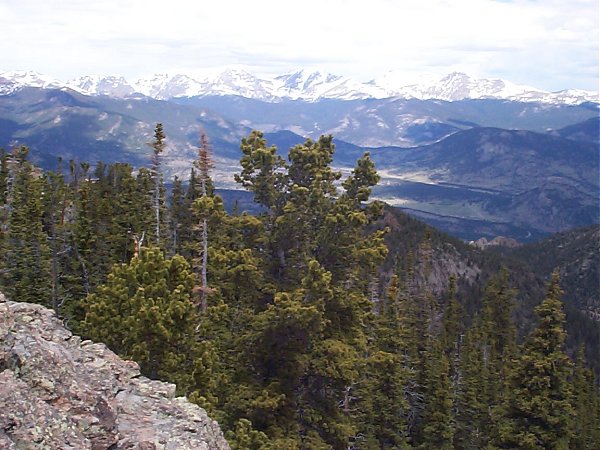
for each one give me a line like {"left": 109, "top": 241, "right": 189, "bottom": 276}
{"left": 0, "top": 292, "right": 230, "bottom": 450}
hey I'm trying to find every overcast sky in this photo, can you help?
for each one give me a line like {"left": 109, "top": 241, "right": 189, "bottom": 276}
{"left": 1, "top": 0, "right": 598, "bottom": 91}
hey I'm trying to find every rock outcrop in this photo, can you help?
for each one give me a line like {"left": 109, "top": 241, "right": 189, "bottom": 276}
{"left": 0, "top": 293, "right": 230, "bottom": 450}
{"left": 471, "top": 236, "right": 521, "bottom": 249}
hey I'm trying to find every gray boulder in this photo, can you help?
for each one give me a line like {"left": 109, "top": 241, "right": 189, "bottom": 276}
{"left": 0, "top": 293, "right": 230, "bottom": 450}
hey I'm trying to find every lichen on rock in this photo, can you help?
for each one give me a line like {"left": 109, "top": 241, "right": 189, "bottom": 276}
{"left": 0, "top": 292, "right": 230, "bottom": 450}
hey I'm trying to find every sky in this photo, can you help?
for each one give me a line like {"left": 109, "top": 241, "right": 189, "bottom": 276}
{"left": 1, "top": 0, "right": 598, "bottom": 92}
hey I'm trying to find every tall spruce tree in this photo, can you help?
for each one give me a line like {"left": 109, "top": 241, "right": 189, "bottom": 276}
{"left": 479, "top": 268, "right": 517, "bottom": 442}
{"left": 169, "top": 175, "right": 185, "bottom": 256}
{"left": 193, "top": 132, "right": 215, "bottom": 312}
{"left": 571, "top": 346, "right": 600, "bottom": 449}
{"left": 148, "top": 123, "right": 167, "bottom": 246}
{"left": 0, "top": 148, "right": 9, "bottom": 204}
{"left": 454, "top": 324, "right": 489, "bottom": 449}
{"left": 43, "top": 167, "right": 72, "bottom": 314}
{"left": 496, "top": 270, "right": 574, "bottom": 449}
{"left": 0, "top": 146, "right": 52, "bottom": 305}
{"left": 360, "top": 276, "right": 411, "bottom": 449}
{"left": 418, "top": 337, "right": 454, "bottom": 450}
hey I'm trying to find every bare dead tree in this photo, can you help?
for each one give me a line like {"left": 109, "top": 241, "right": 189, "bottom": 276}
{"left": 194, "top": 132, "right": 214, "bottom": 312}
{"left": 148, "top": 123, "right": 165, "bottom": 245}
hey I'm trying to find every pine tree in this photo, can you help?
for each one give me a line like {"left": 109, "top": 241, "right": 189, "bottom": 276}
{"left": 234, "top": 130, "right": 288, "bottom": 213}
{"left": 173, "top": 168, "right": 203, "bottom": 260}
{"left": 69, "top": 162, "right": 94, "bottom": 301}
{"left": 0, "top": 146, "right": 52, "bottom": 305}
{"left": 441, "top": 277, "right": 463, "bottom": 359}
{"left": 480, "top": 268, "right": 517, "bottom": 373}
{"left": 571, "top": 346, "right": 600, "bottom": 449}
{"left": 148, "top": 123, "right": 167, "bottom": 246}
{"left": 43, "top": 167, "right": 73, "bottom": 314}
{"left": 229, "top": 132, "right": 387, "bottom": 448}
{"left": 395, "top": 238, "right": 439, "bottom": 444}
{"left": 83, "top": 247, "right": 203, "bottom": 386}
{"left": 419, "top": 337, "right": 454, "bottom": 449}
{"left": 193, "top": 132, "right": 215, "bottom": 312}
{"left": 0, "top": 148, "right": 9, "bottom": 204}
{"left": 453, "top": 323, "right": 490, "bottom": 449}
{"left": 478, "top": 268, "right": 517, "bottom": 442}
{"left": 225, "top": 419, "right": 271, "bottom": 450}
{"left": 358, "top": 275, "right": 411, "bottom": 449}
{"left": 496, "top": 270, "right": 574, "bottom": 449}
{"left": 169, "top": 175, "right": 185, "bottom": 256}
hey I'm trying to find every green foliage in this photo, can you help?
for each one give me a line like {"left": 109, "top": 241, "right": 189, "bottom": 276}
{"left": 571, "top": 347, "right": 600, "bottom": 449}
{"left": 228, "top": 132, "right": 388, "bottom": 447}
{"left": 480, "top": 268, "right": 517, "bottom": 371}
{"left": 0, "top": 148, "right": 9, "bottom": 204}
{"left": 148, "top": 123, "right": 168, "bottom": 246}
{"left": 83, "top": 248, "right": 201, "bottom": 384}
{"left": 418, "top": 338, "right": 454, "bottom": 449}
{"left": 234, "top": 130, "right": 287, "bottom": 212}
{"left": 43, "top": 167, "right": 75, "bottom": 315}
{"left": 225, "top": 419, "right": 271, "bottom": 450}
{"left": 503, "top": 225, "right": 600, "bottom": 376}
{"left": 0, "top": 146, "right": 52, "bottom": 305}
{"left": 3, "top": 130, "right": 599, "bottom": 450}
{"left": 496, "top": 271, "right": 574, "bottom": 449}
{"left": 453, "top": 325, "right": 490, "bottom": 449}
{"left": 360, "top": 349, "right": 411, "bottom": 449}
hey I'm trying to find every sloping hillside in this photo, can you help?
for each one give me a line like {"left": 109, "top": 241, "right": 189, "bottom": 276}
{"left": 379, "top": 207, "right": 600, "bottom": 374}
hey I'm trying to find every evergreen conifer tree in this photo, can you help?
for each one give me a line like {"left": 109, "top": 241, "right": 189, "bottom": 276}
{"left": 43, "top": 167, "right": 73, "bottom": 314}
{"left": 496, "top": 270, "right": 574, "bottom": 449}
{"left": 0, "top": 146, "right": 52, "bottom": 305}
{"left": 83, "top": 247, "right": 202, "bottom": 385}
{"left": 193, "top": 132, "right": 215, "bottom": 312}
{"left": 169, "top": 175, "right": 185, "bottom": 256}
{"left": 148, "top": 123, "right": 167, "bottom": 246}
{"left": 453, "top": 324, "right": 489, "bottom": 449}
{"left": 360, "top": 275, "right": 411, "bottom": 448}
{"left": 419, "top": 337, "right": 454, "bottom": 449}
{"left": 230, "top": 132, "right": 387, "bottom": 448}
{"left": 571, "top": 346, "right": 600, "bottom": 449}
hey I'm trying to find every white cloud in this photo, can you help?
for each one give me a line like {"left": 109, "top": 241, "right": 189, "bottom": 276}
{"left": 1, "top": 0, "right": 597, "bottom": 90}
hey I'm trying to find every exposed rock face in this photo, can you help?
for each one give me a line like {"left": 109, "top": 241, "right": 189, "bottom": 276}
{"left": 420, "top": 242, "right": 482, "bottom": 296}
{"left": 0, "top": 293, "right": 230, "bottom": 450}
{"left": 471, "top": 236, "right": 521, "bottom": 249}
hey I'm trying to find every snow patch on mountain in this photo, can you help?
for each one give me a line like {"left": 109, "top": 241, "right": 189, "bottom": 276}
{"left": 381, "top": 72, "right": 598, "bottom": 104}
{"left": 1, "top": 69, "right": 597, "bottom": 105}
{"left": 0, "top": 70, "right": 64, "bottom": 94}
{"left": 389, "top": 72, "right": 538, "bottom": 101}
{"left": 271, "top": 70, "right": 388, "bottom": 101}
{"left": 68, "top": 75, "right": 137, "bottom": 98}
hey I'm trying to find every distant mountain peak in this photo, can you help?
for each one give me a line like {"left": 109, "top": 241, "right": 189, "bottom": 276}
{"left": 0, "top": 68, "right": 598, "bottom": 105}
{"left": 0, "top": 70, "right": 65, "bottom": 94}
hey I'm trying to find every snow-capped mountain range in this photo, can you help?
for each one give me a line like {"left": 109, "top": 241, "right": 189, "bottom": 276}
{"left": 0, "top": 69, "right": 597, "bottom": 105}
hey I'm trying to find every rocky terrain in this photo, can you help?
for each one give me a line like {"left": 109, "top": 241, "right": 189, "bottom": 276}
{"left": 471, "top": 236, "right": 521, "bottom": 249}
{"left": 0, "top": 292, "right": 230, "bottom": 450}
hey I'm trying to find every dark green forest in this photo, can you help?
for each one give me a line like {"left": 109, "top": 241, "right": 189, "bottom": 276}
{"left": 0, "top": 126, "right": 598, "bottom": 449}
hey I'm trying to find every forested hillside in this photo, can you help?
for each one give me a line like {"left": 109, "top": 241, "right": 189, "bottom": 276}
{"left": 2, "top": 87, "right": 598, "bottom": 242}
{"left": 0, "top": 128, "right": 598, "bottom": 449}
{"left": 378, "top": 209, "right": 600, "bottom": 377}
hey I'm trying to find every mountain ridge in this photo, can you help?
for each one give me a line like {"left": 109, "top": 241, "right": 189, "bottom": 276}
{"left": 0, "top": 85, "right": 597, "bottom": 243}
{"left": 1, "top": 69, "right": 597, "bottom": 105}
